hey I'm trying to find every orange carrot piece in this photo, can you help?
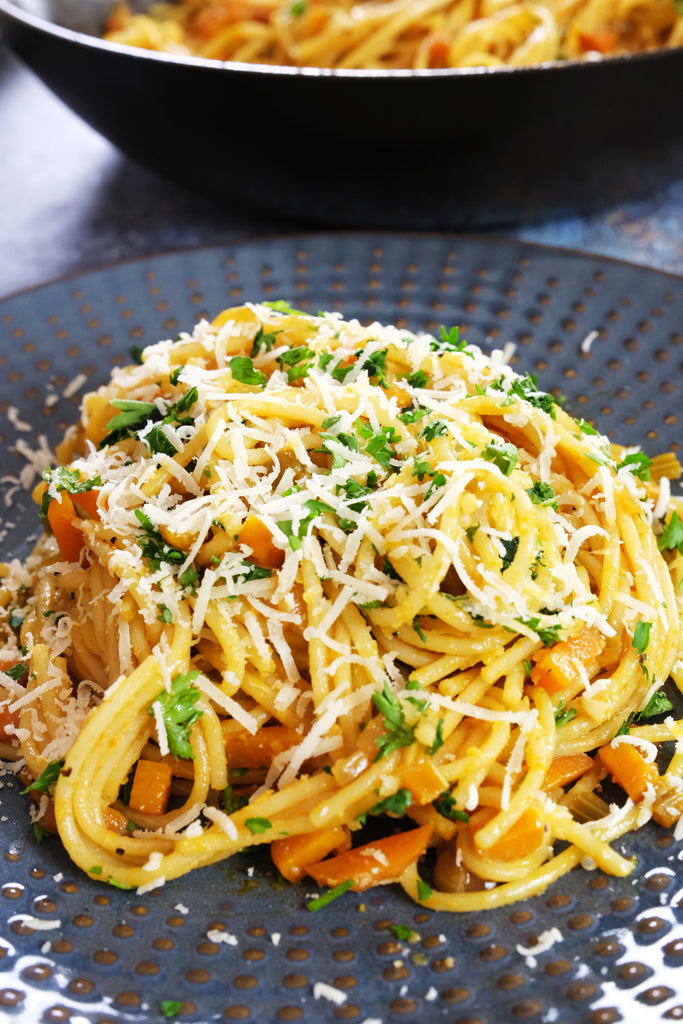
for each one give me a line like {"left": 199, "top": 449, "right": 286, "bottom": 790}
{"left": 578, "top": 29, "right": 619, "bottom": 53}
{"left": 72, "top": 489, "right": 102, "bottom": 519}
{"left": 103, "top": 806, "right": 131, "bottom": 835}
{"left": 306, "top": 824, "right": 433, "bottom": 892}
{"left": 384, "top": 384, "right": 412, "bottom": 408}
{"left": 305, "top": 5, "right": 328, "bottom": 34}
{"left": 530, "top": 626, "right": 603, "bottom": 695}
{"left": 402, "top": 758, "right": 447, "bottom": 806}
{"left": 597, "top": 741, "right": 659, "bottom": 802}
{"left": 426, "top": 32, "right": 451, "bottom": 67}
{"left": 128, "top": 759, "right": 173, "bottom": 815}
{"left": 0, "top": 700, "right": 21, "bottom": 742}
{"left": 225, "top": 726, "right": 302, "bottom": 769}
{"left": 542, "top": 753, "right": 594, "bottom": 791}
{"left": 271, "top": 825, "right": 350, "bottom": 882}
{"left": 46, "top": 493, "right": 84, "bottom": 562}
{"left": 469, "top": 807, "right": 545, "bottom": 861}
{"left": 239, "top": 515, "right": 284, "bottom": 568}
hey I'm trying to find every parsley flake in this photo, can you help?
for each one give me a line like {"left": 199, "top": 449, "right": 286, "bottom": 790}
{"left": 147, "top": 671, "right": 203, "bottom": 760}
{"left": 21, "top": 758, "right": 65, "bottom": 795}
{"left": 306, "top": 878, "right": 354, "bottom": 910}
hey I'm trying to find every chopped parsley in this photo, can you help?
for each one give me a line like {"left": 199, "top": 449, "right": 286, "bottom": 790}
{"left": 639, "top": 689, "right": 674, "bottom": 719}
{"left": 277, "top": 498, "right": 336, "bottom": 551}
{"left": 429, "top": 718, "right": 445, "bottom": 754}
{"left": 263, "top": 299, "right": 306, "bottom": 315}
{"left": 306, "top": 878, "right": 354, "bottom": 910}
{"left": 147, "top": 671, "right": 203, "bottom": 760}
{"left": 160, "top": 1001, "right": 183, "bottom": 1019}
{"left": 416, "top": 879, "right": 433, "bottom": 901}
{"left": 235, "top": 560, "right": 272, "bottom": 583}
{"left": 40, "top": 466, "right": 103, "bottom": 516}
{"left": 616, "top": 451, "right": 652, "bottom": 481}
{"left": 389, "top": 924, "right": 417, "bottom": 941}
{"left": 21, "top": 758, "right": 65, "bottom": 795}
{"left": 360, "top": 347, "right": 389, "bottom": 387}
{"left": 526, "top": 481, "right": 558, "bottom": 510}
{"left": 358, "top": 422, "right": 402, "bottom": 469}
{"left": 245, "top": 817, "right": 272, "bottom": 834}
{"left": 433, "top": 790, "right": 469, "bottom": 822}
{"left": 482, "top": 440, "right": 519, "bottom": 476}
{"left": 250, "top": 323, "right": 281, "bottom": 356}
{"left": 491, "top": 372, "right": 557, "bottom": 418}
{"left": 230, "top": 356, "right": 267, "bottom": 389}
{"left": 8, "top": 608, "right": 24, "bottom": 630}
{"left": 554, "top": 701, "right": 577, "bottom": 727}
{"left": 222, "top": 785, "right": 249, "bottom": 814}
{"left": 432, "top": 324, "right": 469, "bottom": 354}
{"left": 398, "top": 404, "right": 429, "bottom": 425}
{"left": 576, "top": 417, "right": 600, "bottom": 436}
{"left": 517, "top": 616, "right": 562, "bottom": 647}
{"left": 3, "top": 662, "right": 28, "bottom": 683}
{"left": 418, "top": 420, "right": 448, "bottom": 443}
{"left": 406, "top": 369, "right": 430, "bottom": 388}
{"left": 499, "top": 536, "right": 520, "bottom": 572}
{"left": 372, "top": 682, "right": 415, "bottom": 761}
{"left": 134, "top": 510, "right": 183, "bottom": 567}
{"left": 318, "top": 351, "right": 355, "bottom": 383}
{"left": 101, "top": 387, "right": 198, "bottom": 451}
{"left": 631, "top": 620, "right": 651, "bottom": 658}
{"left": 362, "top": 788, "right": 413, "bottom": 821}
{"left": 412, "top": 616, "right": 427, "bottom": 643}
{"left": 276, "top": 344, "right": 316, "bottom": 382}
{"left": 157, "top": 604, "right": 174, "bottom": 624}
{"left": 658, "top": 511, "right": 683, "bottom": 554}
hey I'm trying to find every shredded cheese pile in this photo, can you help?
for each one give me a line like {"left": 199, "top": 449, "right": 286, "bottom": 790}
{"left": 1, "top": 301, "right": 683, "bottom": 910}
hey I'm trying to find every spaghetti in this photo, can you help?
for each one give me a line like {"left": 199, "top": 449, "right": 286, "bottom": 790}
{"left": 1, "top": 302, "right": 683, "bottom": 910}
{"left": 102, "top": 0, "right": 683, "bottom": 69}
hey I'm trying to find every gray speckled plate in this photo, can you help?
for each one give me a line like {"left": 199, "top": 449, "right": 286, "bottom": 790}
{"left": 1, "top": 234, "right": 682, "bottom": 1024}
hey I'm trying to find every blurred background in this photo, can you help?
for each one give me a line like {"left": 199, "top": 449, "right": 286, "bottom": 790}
{"left": 1, "top": 18, "right": 683, "bottom": 298}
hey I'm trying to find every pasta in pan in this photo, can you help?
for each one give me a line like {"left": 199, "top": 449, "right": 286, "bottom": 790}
{"left": 103, "top": 0, "right": 683, "bottom": 69}
{"left": 1, "top": 302, "right": 683, "bottom": 911}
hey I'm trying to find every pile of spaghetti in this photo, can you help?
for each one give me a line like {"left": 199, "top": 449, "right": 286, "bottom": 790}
{"left": 103, "top": 0, "right": 683, "bottom": 68}
{"left": 2, "top": 302, "right": 683, "bottom": 910}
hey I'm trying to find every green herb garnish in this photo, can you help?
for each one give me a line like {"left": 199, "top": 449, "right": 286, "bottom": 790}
{"left": 147, "top": 671, "right": 203, "bottom": 760}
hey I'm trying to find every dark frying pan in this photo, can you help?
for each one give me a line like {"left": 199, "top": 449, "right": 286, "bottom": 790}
{"left": 1, "top": 0, "right": 683, "bottom": 228}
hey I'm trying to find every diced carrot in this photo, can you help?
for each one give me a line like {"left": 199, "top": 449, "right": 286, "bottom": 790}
{"left": 238, "top": 515, "right": 284, "bottom": 568}
{"left": 469, "top": 807, "right": 545, "bottom": 861}
{"left": 0, "top": 699, "right": 21, "bottom": 742}
{"left": 128, "top": 758, "right": 173, "bottom": 815}
{"left": 530, "top": 626, "right": 603, "bottom": 695}
{"left": 47, "top": 493, "right": 84, "bottom": 563}
{"left": 542, "top": 753, "right": 594, "bottom": 792}
{"left": 306, "top": 824, "right": 433, "bottom": 892}
{"left": 103, "top": 806, "right": 131, "bottom": 835}
{"left": 578, "top": 29, "right": 619, "bottom": 53}
{"left": 401, "top": 758, "right": 447, "bottom": 806}
{"left": 384, "top": 384, "right": 412, "bottom": 407}
{"left": 426, "top": 32, "right": 451, "bottom": 67}
{"left": 72, "top": 489, "right": 102, "bottom": 519}
{"left": 225, "top": 725, "right": 302, "bottom": 769}
{"left": 597, "top": 741, "right": 660, "bottom": 802}
{"left": 271, "top": 825, "right": 351, "bottom": 882}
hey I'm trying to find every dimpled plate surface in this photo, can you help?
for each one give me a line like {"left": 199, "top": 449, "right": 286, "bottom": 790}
{"left": 0, "top": 233, "right": 682, "bottom": 1024}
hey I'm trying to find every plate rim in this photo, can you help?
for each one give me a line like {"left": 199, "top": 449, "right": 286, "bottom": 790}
{"left": 1, "top": 230, "right": 683, "bottom": 307}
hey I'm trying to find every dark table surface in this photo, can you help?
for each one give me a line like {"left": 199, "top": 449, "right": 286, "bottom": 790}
{"left": 2, "top": 41, "right": 683, "bottom": 301}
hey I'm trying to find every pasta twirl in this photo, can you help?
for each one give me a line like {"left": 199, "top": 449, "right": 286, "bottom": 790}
{"left": 103, "top": 0, "right": 683, "bottom": 69}
{"left": 1, "top": 302, "right": 683, "bottom": 909}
